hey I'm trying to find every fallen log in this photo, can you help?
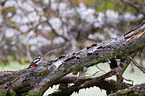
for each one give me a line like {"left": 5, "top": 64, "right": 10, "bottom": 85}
{"left": 0, "top": 21, "right": 145, "bottom": 96}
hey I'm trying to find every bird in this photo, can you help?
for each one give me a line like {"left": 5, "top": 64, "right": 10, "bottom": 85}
{"left": 27, "top": 55, "right": 43, "bottom": 69}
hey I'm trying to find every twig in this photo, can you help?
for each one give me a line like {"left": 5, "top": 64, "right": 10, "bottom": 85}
{"left": 46, "top": 20, "right": 69, "bottom": 41}
{"left": 91, "top": 71, "right": 100, "bottom": 76}
{"left": 96, "top": 65, "right": 106, "bottom": 73}
{"left": 128, "top": 56, "right": 145, "bottom": 73}
{"left": 123, "top": 77, "right": 134, "bottom": 85}
{"left": 121, "top": 0, "right": 145, "bottom": 15}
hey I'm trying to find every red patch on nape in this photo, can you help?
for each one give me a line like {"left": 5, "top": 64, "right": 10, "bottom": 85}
{"left": 31, "top": 64, "right": 37, "bottom": 66}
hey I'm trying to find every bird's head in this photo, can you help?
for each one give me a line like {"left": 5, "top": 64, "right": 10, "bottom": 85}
{"left": 38, "top": 55, "right": 44, "bottom": 58}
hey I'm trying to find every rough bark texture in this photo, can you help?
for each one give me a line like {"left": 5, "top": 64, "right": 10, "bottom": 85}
{"left": 109, "top": 83, "right": 145, "bottom": 96}
{"left": 0, "top": 21, "right": 145, "bottom": 96}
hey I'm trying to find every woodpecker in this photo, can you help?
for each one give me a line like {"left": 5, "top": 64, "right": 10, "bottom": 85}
{"left": 27, "top": 55, "right": 43, "bottom": 69}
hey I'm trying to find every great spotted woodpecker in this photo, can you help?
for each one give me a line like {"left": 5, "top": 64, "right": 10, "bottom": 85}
{"left": 27, "top": 55, "right": 43, "bottom": 69}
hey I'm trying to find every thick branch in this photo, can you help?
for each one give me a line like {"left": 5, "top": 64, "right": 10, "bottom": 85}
{"left": 50, "top": 69, "right": 132, "bottom": 95}
{"left": 109, "top": 83, "right": 145, "bottom": 96}
{"left": 0, "top": 21, "right": 145, "bottom": 95}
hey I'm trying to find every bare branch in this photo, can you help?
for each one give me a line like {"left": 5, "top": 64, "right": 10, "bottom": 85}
{"left": 121, "top": 0, "right": 145, "bottom": 16}
{"left": 128, "top": 56, "right": 145, "bottom": 73}
{"left": 46, "top": 20, "right": 69, "bottom": 41}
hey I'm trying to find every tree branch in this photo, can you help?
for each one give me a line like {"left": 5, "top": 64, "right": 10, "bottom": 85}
{"left": 0, "top": 21, "right": 145, "bottom": 95}
{"left": 121, "top": 0, "right": 145, "bottom": 16}
{"left": 46, "top": 20, "right": 69, "bottom": 41}
{"left": 128, "top": 56, "right": 145, "bottom": 73}
{"left": 50, "top": 68, "right": 132, "bottom": 95}
{"left": 109, "top": 83, "right": 145, "bottom": 96}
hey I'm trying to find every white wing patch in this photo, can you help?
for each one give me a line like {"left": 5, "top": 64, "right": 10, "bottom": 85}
{"left": 32, "top": 58, "right": 42, "bottom": 64}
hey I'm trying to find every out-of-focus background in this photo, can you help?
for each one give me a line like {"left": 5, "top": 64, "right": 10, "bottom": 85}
{"left": 0, "top": 0, "right": 145, "bottom": 95}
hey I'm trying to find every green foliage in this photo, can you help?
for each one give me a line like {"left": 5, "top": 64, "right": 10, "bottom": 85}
{"left": 0, "top": 90, "right": 16, "bottom": 96}
{"left": 2, "top": 6, "right": 15, "bottom": 19}
{"left": 81, "top": 0, "right": 144, "bottom": 13}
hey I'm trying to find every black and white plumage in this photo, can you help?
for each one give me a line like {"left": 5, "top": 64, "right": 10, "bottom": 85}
{"left": 27, "top": 55, "right": 43, "bottom": 69}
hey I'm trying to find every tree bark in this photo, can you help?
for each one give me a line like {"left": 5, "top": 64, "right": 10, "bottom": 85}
{"left": 109, "top": 83, "right": 145, "bottom": 96}
{"left": 0, "top": 21, "right": 145, "bottom": 96}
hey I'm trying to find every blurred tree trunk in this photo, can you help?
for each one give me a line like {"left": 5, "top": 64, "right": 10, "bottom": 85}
{"left": 0, "top": 21, "right": 145, "bottom": 96}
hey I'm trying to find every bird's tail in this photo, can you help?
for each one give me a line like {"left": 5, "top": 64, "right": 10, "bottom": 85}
{"left": 27, "top": 66, "right": 31, "bottom": 69}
